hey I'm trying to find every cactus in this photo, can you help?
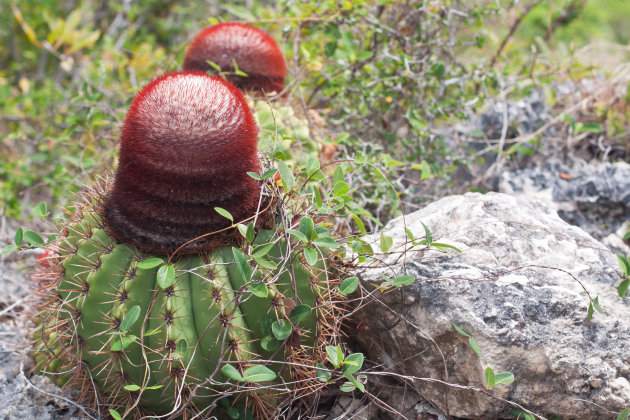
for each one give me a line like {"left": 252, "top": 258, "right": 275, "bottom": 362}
{"left": 32, "top": 72, "right": 342, "bottom": 418}
{"left": 183, "top": 23, "right": 287, "bottom": 94}
{"left": 182, "top": 22, "right": 323, "bottom": 164}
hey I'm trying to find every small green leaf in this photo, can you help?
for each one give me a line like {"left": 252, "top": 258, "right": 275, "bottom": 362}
{"left": 420, "top": 221, "right": 432, "bottom": 244}
{"left": 342, "top": 353, "right": 364, "bottom": 375}
{"left": 420, "top": 160, "right": 434, "bottom": 180}
{"left": 617, "top": 408, "right": 629, "bottom": 420}
{"left": 247, "top": 171, "right": 262, "bottom": 180}
{"left": 1, "top": 245, "right": 18, "bottom": 255}
{"left": 14, "top": 227, "right": 23, "bottom": 246}
{"left": 576, "top": 121, "right": 602, "bottom": 134}
{"left": 392, "top": 275, "right": 414, "bottom": 287}
{"left": 109, "top": 409, "right": 123, "bottom": 420}
{"left": 111, "top": 335, "right": 135, "bottom": 351}
{"left": 157, "top": 265, "right": 176, "bottom": 289}
{"left": 313, "top": 185, "right": 323, "bottom": 207}
{"left": 405, "top": 227, "right": 414, "bottom": 241}
{"left": 452, "top": 323, "right": 470, "bottom": 337}
{"left": 119, "top": 305, "right": 141, "bottom": 332}
{"left": 485, "top": 366, "right": 495, "bottom": 388}
{"left": 232, "top": 248, "right": 253, "bottom": 283}
{"left": 245, "top": 222, "right": 255, "bottom": 243}
{"left": 326, "top": 345, "right": 342, "bottom": 368}
{"left": 261, "top": 168, "right": 277, "bottom": 179}
{"left": 214, "top": 207, "right": 233, "bottom": 223}
{"left": 352, "top": 215, "right": 366, "bottom": 234}
{"left": 333, "top": 165, "right": 344, "bottom": 186}
{"left": 261, "top": 335, "right": 280, "bottom": 351}
{"left": 316, "top": 363, "right": 332, "bottom": 382}
{"left": 333, "top": 181, "right": 350, "bottom": 197}
{"left": 340, "top": 382, "right": 356, "bottom": 392}
{"left": 24, "top": 230, "right": 44, "bottom": 246}
{"left": 242, "top": 365, "right": 277, "bottom": 383}
{"left": 253, "top": 255, "right": 277, "bottom": 270}
{"left": 337, "top": 345, "right": 344, "bottom": 365}
{"left": 287, "top": 229, "right": 309, "bottom": 244}
{"left": 494, "top": 371, "right": 515, "bottom": 385}
{"left": 277, "top": 161, "right": 295, "bottom": 191}
{"left": 356, "top": 51, "right": 373, "bottom": 61}
{"left": 618, "top": 278, "right": 630, "bottom": 298}
{"left": 145, "top": 384, "right": 164, "bottom": 390}
{"left": 586, "top": 302, "right": 594, "bottom": 322}
{"left": 222, "top": 364, "right": 244, "bottom": 382}
{"left": 252, "top": 242, "right": 274, "bottom": 258}
{"left": 380, "top": 233, "right": 393, "bottom": 252}
{"left": 306, "top": 157, "right": 320, "bottom": 177}
{"left": 137, "top": 257, "right": 164, "bottom": 269}
{"left": 468, "top": 338, "right": 482, "bottom": 356}
{"left": 248, "top": 282, "right": 268, "bottom": 298}
{"left": 144, "top": 328, "right": 161, "bottom": 337}
{"left": 313, "top": 236, "right": 338, "bottom": 249}
{"left": 299, "top": 217, "right": 315, "bottom": 240}
{"left": 303, "top": 247, "right": 318, "bottom": 265}
{"left": 289, "top": 304, "right": 311, "bottom": 323}
{"left": 237, "top": 224, "right": 248, "bottom": 239}
{"left": 124, "top": 384, "right": 141, "bottom": 391}
{"left": 232, "top": 58, "right": 248, "bottom": 77}
{"left": 343, "top": 372, "right": 366, "bottom": 392}
{"left": 510, "top": 410, "right": 535, "bottom": 420}
{"left": 431, "top": 242, "right": 462, "bottom": 253}
{"left": 592, "top": 296, "right": 603, "bottom": 313}
{"left": 618, "top": 255, "right": 630, "bottom": 276}
{"left": 205, "top": 60, "right": 222, "bottom": 72}
{"left": 32, "top": 202, "right": 49, "bottom": 218}
{"left": 339, "top": 277, "right": 359, "bottom": 296}
{"left": 272, "top": 319, "right": 292, "bottom": 340}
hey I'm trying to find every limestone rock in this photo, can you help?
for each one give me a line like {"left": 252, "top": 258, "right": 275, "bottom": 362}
{"left": 352, "top": 192, "right": 630, "bottom": 419}
{"left": 498, "top": 159, "right": 630, "bottom": 254}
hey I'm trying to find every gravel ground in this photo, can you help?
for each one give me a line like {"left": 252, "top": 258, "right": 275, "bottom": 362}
{"left": 0, "top": 217, "right": 89, "bottom": 420}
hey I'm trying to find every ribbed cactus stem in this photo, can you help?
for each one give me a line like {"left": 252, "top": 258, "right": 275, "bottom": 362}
{"left": 103, "top": 72, "right": 261, "bottom": 254}
{"left": 183, "top": 23, "right": 287, "bottom": 94}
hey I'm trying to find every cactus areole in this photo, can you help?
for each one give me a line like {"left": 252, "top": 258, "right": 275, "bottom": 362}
{"left": 33, "top": 72, "right": 340, "bottom": 418}
{"left": 183, "top": 23, "right": 287, "bottom": 94}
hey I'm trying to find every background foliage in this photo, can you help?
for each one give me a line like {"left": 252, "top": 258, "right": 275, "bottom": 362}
{"left": 1, "top": 0, "right": 629, "bottom": 229}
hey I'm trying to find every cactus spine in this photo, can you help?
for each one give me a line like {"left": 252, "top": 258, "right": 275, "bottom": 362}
{"left": 33, "top": 72, "right": 341, "bottom": 418}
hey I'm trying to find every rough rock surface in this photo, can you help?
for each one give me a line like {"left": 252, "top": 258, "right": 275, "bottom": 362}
{"left": 352, "top": 192, "right": 630, "bottom": 419}
{"left": 498, "top": 159, "right": 630, "bottom": 254}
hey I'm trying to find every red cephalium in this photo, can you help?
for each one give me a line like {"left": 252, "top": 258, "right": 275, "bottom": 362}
{"left": 183, "top": 23, "right": 286, "bottom": 94}
{"left": 104, "top": 72, "right": 261, "bottom": 254}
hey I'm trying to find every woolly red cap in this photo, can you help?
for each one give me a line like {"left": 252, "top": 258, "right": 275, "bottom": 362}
{"left": 183, "top": 22, "right": 287, "bottom": 94}
{"left": 104, "top": 72, "right": 261, "bottom": 254}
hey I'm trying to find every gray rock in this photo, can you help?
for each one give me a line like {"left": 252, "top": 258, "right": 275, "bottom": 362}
{"left": 498, "top": 159, "right": 630, "bottom": 254}
{"left": 352, "top": 192, "right": 630, "bottom": 419}
{"left": 0, "top": 245, "right": 85, "bottom": 420}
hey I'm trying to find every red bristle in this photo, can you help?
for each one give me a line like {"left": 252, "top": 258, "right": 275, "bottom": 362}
{"left": 183, "top": 23, "right": 287, "bottom": 94}
{"left": 103, "top": 72, "right": 261, "bottom": 254}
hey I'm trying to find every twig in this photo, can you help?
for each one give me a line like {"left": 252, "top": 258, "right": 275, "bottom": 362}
{"left": 489, "top": 1, "right": 544, "bottom": 68}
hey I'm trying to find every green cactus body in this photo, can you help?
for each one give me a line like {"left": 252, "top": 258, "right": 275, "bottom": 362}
{"left": 36, "top": 196, "right": 334, "bottom": 417}
{"left": 254, "top": 100, "right": 320, "bottom": 158}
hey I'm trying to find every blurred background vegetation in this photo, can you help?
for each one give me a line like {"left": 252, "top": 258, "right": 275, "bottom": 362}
{"left": 1, "top": 0, "right": 630, "bottom": 233}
